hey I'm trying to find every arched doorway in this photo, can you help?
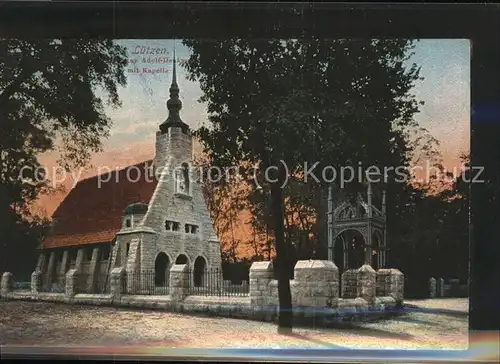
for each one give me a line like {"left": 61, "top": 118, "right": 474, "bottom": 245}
{"left": 154, "top": 252, "right": 170, "bottom": 286}
{"left": 193, "top": 256, "right": 207, "bottom": 287}
{"left": 334, "top": 229, "right": 366, "bottom": 271}
{"left": 175, "top": 254, "right": 188, "bottom": 265}
{"left": 347, "top": 231, "right": 365, "bottom": 269}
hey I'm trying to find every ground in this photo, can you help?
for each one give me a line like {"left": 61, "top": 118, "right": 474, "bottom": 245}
{"left": 0, "top": 298, "right": 468, "bottom": 351}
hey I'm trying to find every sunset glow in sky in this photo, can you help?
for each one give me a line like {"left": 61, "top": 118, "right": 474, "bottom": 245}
{"left": 36, "top": 39, "right": 470, "bottom": 219}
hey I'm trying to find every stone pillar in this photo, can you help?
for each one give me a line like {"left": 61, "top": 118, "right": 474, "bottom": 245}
{"left": 75, "top": 248, "right": 85, "bottom": 271}
{"left": 429, "top": 277, "right": 437, "bottom": 298}
{"left": 291, "top": 260, "right": 339, "bottom": 308}
{"left": 249, "top": 261, "right": 274, "bottom": 308}
{"left": 125, "top": 239, "right": 141, "bottom": 293}
{"left": 31, "top": 271, "right": 41, "bottom": 293}
{"left": 376, "top": 269, "right": 391, "bottom": 296}
{"left": 35, "top": 253, "right": 46, "bottom": 272}
{"left": 110, "top": 241, "right": 120, "bottom": 269}
{"left": 387, "top": 269, "right": 404, "bottom": 304}
{"left": 169, "top": 264, "right": 189, "bottom": 301}
{"left": 110, "top": 267, "right": 125, "bottom": 301}
{"left": 58, "top": 250, "right": 69, "bottom": 285}
{"left": 71, "top": 248, "right": 85, "bottom": 292}
{"left": 357, "top": 264, "right": 376, "bottom": 307}
{"left": 1, "top": 272, "right": 13, "bottom": 296}
{"left": 341, "top": 269, "right": 358, "bottom": 298}
{"left": 46, "top": 251, "right": 56, "bottom": 283}
{"left": 65, "top": 269, "right": 78, "bottom": 297}
{"left": 86, "top": 247, "right": 100, "bottom": 293}
{"left": 437, "top": 277, "right": 444, "bottom": 297}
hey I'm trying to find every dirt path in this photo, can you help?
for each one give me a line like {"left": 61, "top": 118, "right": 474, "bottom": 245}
{"left": 0, "top": 300, "right": 468, "bottom": 350}
{"left": 404, "top": 298, "right": 468, "bottom": 313}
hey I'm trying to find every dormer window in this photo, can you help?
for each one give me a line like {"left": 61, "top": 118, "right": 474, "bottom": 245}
{"left": 125, "top": 218, "right": 132, "bottom": 228}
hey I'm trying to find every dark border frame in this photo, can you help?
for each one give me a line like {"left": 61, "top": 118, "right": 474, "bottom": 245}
{"left": 0, "top": 1, "right": 499, "bottom": 361}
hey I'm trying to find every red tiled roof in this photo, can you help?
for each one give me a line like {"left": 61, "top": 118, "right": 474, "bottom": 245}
{"left": 42, "top": 160, "right": 158, "bottom": 249}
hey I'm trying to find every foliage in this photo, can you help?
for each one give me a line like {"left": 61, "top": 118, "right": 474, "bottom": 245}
{"left": 183, "top": 38, "right": 427, "bottom": 327}
{"left": 0, "top": 39, "right": 127, "bottom": 276}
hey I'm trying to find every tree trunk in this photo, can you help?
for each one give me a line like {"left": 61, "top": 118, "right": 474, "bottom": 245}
{"left": 269, "top": 165, "right": 293, "bottom": 332}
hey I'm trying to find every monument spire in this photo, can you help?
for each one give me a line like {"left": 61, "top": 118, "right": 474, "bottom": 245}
{"left": 159, "top": 40, "right": 189, "bottom": 134}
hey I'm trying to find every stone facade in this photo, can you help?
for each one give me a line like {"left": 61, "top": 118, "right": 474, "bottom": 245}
{"left": 31, "top": 57, "right": 223, "bottom": 291}
{"left": 341, "top": 269, "right": 359, "bottom": 298}
{"left": 290, "top": 260, "right": 339, "bottom": 308}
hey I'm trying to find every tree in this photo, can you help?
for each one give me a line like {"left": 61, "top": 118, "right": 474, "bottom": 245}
{"left": 0, "top": 39, "right": 127, "bottom": 275}
{"left": 183, "top": 38, "right": 423, "bottom": 331}
{"left": 194, "top": 153, "right": 250, "bottom": 263}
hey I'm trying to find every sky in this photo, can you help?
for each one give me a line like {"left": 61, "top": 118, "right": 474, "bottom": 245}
{"left": 36, "top": 38, "right": 470, "bottom": 218}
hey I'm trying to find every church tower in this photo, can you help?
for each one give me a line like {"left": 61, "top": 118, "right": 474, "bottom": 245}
{"left": 138, "top": 43, "right": 222, "bottom": 275}
{"left": 154, "top": 47, "right": 193, "bottom": 179}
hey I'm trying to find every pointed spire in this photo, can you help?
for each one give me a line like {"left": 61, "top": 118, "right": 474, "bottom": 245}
{"left": 159, "top": 40, "right": 189, "bottom": 134}
{"left": 172, "top": 43, "right": 178, "bottom": 88}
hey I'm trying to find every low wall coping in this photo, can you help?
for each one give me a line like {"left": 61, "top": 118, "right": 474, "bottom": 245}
{"left": 250, "top": 261, "right": 273, "bottom": 272}
{"left": 358, "top": 264, "right": 376, "bottom": 274}
{"left": 294, "top": 260, "right": 337, "bottom": 271}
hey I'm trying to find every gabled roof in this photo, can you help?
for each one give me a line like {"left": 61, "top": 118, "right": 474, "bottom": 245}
{"left": 42, "top": 160, "right": 158, "bottom": 249}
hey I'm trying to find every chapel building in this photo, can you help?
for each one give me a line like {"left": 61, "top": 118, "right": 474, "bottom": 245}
{"left": 34, "top": 53, "right": 222, "bottom": 291}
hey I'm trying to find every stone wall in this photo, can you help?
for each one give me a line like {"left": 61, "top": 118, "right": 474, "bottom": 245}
{"left": 2, "top": 260, "right": 404, "bottom": 326}
{"left": 290, "top": 260, "right": 339, "bottom": 308}
{"left": 142, "top": 125, "right": 222, "bottom": 272}
{"left": 341, "top": 269, "right": 358, "bottom": 298}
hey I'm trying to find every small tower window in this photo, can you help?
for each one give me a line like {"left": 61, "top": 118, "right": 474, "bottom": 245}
{"left": 126, "top": 243, "right": 130, "bottom": 255}
{"left": 176, "top": 163, "right": 190, "bottom": 195}
{"left": 182, "top": 163, "right": 190, "bottom": 194}
{"left": 185, "top": 224, "right": 190, "bottom": 233}
{"left": 125, "top": 218, "right": 132, "bottom": 228}
{"left": 165, "top": 220, "right": 171, "bottom": 231}
{"left": 172, "top": 222, "right": 180, "bottom": 231}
